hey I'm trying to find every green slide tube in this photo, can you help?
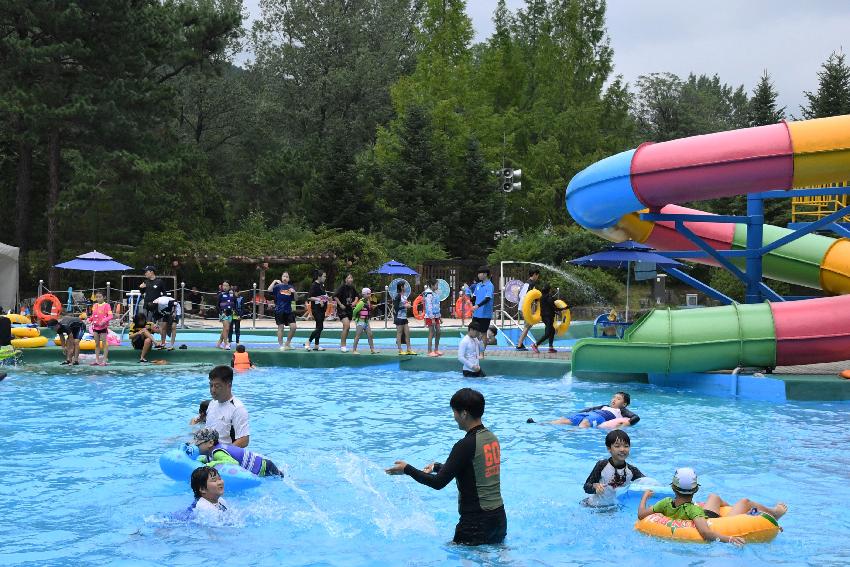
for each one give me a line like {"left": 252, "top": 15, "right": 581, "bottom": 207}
{"left": 729, "top": 224, "right": 833, "bottom": 289}
{"left": 571, "top": 303, "right": 777, "bottom": 374}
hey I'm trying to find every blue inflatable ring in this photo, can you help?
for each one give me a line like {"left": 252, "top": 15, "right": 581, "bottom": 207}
{"left": 159, "top": 448, "right": 263, "bottom": 492}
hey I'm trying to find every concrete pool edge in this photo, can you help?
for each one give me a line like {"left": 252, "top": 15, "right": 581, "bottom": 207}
{"left": 10, "top": 348, "right": 850, "bottom": 401}
{"left": 570, "top": 369, "right": 850, "bottom": 402}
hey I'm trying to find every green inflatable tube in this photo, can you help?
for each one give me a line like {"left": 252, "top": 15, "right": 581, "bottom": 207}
{"left": 571, "top": 303, "right": 777, "bottom": 374}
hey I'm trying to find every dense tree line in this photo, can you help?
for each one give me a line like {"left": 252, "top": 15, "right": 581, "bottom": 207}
{"left": 2, "top": 1, "right": 849, "bottom": 294}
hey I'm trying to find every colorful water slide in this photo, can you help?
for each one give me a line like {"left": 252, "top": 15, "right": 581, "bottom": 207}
{"left": 566, "top": 115, "right": 850, "bottom": 373}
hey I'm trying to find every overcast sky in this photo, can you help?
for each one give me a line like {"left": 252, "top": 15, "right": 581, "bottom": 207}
{"left": 242, "top": 0, "right": 850, "bottom": 116}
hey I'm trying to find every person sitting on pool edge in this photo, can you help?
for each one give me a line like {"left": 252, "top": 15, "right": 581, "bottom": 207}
{"left": 129, "top": 312, "right": 157, "bottom": 363}
{"left": 582, "top": 430, "right": 645, "bottom": 507}
{"left": 186, "top": 427, "right": 283, "bottom": 477}
{"left": 638, "top": 467, "right": 787, "bottom": 546}
{"left": 385, "top": 388, "right": 506, "bottom": 546}
{"left": 189, "top": 466, "right": 228, "bottom": 515}
{"left": 528, "top": 391, "right": 639, "bottom": 428}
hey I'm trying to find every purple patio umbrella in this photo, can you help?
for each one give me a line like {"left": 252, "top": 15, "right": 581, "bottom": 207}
{"left": 368, "top": 260, "right": 419, "bottom": 276}
{"left": 569, "top": 241, "right": 683, "bottom": 320}
{"left": 55, "top": 250, "right": 133, "bottom": 296}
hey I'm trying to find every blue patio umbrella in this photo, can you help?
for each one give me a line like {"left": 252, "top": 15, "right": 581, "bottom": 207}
{"left": 369, "top": 260, "right": 419, "bottom": 276}
{"left": 569, "top": 241, "right": 683, "bottom": 320}
{"left": 55, "top": 250, "right": 133, "bottom": 297}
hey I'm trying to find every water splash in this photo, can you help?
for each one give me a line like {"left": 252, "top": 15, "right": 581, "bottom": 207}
{"left": 524, "top": 261, "right": 606, "bottom": 305}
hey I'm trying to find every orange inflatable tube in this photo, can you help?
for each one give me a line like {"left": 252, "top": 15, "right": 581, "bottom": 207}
{"left": 635, "top": 505, "right": 781, "bottom": 543}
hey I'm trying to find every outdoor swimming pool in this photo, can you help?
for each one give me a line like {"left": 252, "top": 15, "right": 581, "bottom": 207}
{"left": 2, "top": 364, "right": 848, "bottom": 566}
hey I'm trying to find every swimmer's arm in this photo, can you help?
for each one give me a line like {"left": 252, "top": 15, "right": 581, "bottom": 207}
{"left": 403, "top": 438, "right": 471, "bottom": 490}
{"left": 622, "top": 408, "right": 640, "bottom": 425}
{"left": 583, "top": 460, "right": 606, "bottom": 494}
{"left": 637, "top": 490, "right": 655, "bottom": 519}
{"left": 693, "top": 517, "right": 745, "bottom": 546}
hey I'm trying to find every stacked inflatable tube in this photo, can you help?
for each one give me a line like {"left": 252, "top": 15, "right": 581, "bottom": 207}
{"left": 566, "top": 115, "right": 850, "bottom": 373}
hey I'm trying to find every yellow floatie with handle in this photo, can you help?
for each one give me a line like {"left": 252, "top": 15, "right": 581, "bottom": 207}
{"left": 3, "top": 314, "right": 31, "bottom": 324}
{"left": 521, "top": 289, "right": 542, "bottom": 325}
{"left": 635, "top": 505, "right": 781, "bottom": 543}
{"left": 12, "top": 335, "right": 49, "bottom": 348}
{"left": 553, "top": 300, "right": 571, "bottom": 336}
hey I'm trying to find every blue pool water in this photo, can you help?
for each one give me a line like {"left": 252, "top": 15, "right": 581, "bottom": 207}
{"left": 2, "top": 364, "right": 848, "bottom": 566}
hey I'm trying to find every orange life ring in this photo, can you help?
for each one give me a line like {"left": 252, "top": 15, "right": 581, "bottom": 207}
{"left": 34, "top": 293, "right": 63, "bottom": 323}
{"left": 304, "top": 299, "right": 335, "bottom": 318}
{"left": 412, "top": 295, "right": 425, "bottom": 320}
{"left": 454, "top": 295, "right": 473, "bottom": 318}
{"left": 839, "top": 369, "right": 850, "bottom": 379}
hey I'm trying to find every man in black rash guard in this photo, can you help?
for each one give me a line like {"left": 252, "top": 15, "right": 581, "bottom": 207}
{"left": 386, "top": 388, "right": 506, "bottom": 546}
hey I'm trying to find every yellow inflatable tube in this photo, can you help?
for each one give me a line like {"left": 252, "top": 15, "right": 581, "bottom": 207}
{"left": 11, "top": 327, "right": 40, "bottom": 338}
{"left": 553, "top": 300, "right": 571, "bottom": 336}
{"left": 53, "top": 337, "right": 97, "bottom": 351}
{"left": 635, "top": 506, "right": 781, "bottom": 543}
{"left": 521, "top": 289, "right": 542, "bottom": 325}
{"left": 3, "top": 314, "right": 32, "bottom": 324}
{"left": 12, "top": 336, "right": 48, "bottom": 348}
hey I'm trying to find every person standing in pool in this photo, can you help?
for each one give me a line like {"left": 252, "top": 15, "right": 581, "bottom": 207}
{"left": 205, "top": 365, "right": 250, "bottom": 448}
{"left": 470, "top": 266, "right": 494, "bottom": 354}
{"left": 386, "top": 388, "right": 506, "bottom": 546}
{"left": 334, "top": 273, "right": 358, "bottom": 352}
{"left": 268, "top": 272, "right": 298, "bottom": 350}
{"left": 305, "top": 270, "right": 328, "bottom": 351}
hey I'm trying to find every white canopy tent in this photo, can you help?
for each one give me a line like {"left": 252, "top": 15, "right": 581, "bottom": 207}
{"left": 0, "top": 243, "right": 19, "bottom": 312}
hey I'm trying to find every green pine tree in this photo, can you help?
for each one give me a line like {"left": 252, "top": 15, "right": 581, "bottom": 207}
{"left": 800, "top": 51, "right": 850, "bottom": 119}
{"left": 748, "top": 71, "right": 785, "bottom": 126}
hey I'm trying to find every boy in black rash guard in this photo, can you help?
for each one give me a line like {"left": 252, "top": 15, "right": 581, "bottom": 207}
{"left": 582, "top": 430, "right": 645, "bottom": 507}
{"left": 386, "top": 388, "right": 506, "bottom": 546}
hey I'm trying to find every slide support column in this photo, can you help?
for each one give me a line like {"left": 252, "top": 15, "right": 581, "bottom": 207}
{"left": 745, "top": 194, "right": 765, "bottom": 304}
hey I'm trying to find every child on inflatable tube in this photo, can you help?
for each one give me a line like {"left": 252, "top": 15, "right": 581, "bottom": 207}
{"left": 185, "top": 427, "right": 283, "bottom": 477}
{"left": 637, "top": 467, "right": 788, "bottom": 546}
